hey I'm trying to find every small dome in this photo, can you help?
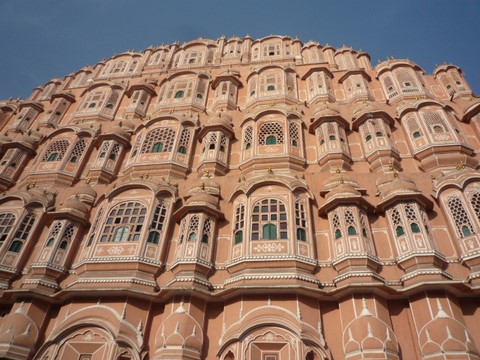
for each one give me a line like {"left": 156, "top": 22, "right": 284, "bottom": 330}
{"left": 61, "top": 197, "right": 89, "bottom": 217}
{"left": 17, "top": 133, "right": 37, "bottom": 146}
{"left": 312, "top": 104, "right": 341, "bottom": 120}
{"left": 121, "top": 119, "right": 135, "bottom": 131}
{"left": 207, "top": 113, "right": 233, "bottom": 129}
{"left": 188, "top": 178, "right": 221, "bottom": 196}
{"left": 0, "top": 133, "right": 12, "bottom": 144}
{"left": 353, "top": 103, "right": 381, "bottom": 119}
{"left": 343, "top": 301, "right": 399, "bottom": 357}
{"left": 75, "top": 184, "right": 97, "bottom": 199}
{"left": 186, "top": 192, "right": 218, "bottom": 208}
{"left": 0, "top": 311, "right": 38, "bottom": 351}
{"left": 156, "top": 303, "right": 203, "bottom": 351}
{"left": 419, "top": 317, "right": 480, "bottom": 357}
{"left": 377, "top": 175, "right": 419, "bottom": 200}
{"left": 323, "top": 175, "right": 359, "bottom": 191}
{"left": 110, "top": 125, "right": 130, "bottom": 139}
{"left": 325, "top": 183, "right": 361, "bottom": 201}
{"left": 335, "top": 46, "right": 355, "bottom": 54}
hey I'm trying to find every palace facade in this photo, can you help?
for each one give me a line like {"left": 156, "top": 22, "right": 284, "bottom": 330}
{"left": 0, "top": 35, "right": 480, "bottom": 359}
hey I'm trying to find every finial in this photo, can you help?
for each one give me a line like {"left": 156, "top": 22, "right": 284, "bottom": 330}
{"left": 335, "top": 168, "right": 341, "bottom": 173}
{"left": 360, "top": 297, "right": 373, "bottom": 316}
{"left": 435, "top": 298, "right": 449, "bottom": 318}
{"left": 267, "top": 167, "right": 273, "bottom": 174}
{"left": 201, "top": 182, "right": 205, "bottom": 190}
{"left": 86, "top": 178, "right": 91, "bottom": 185}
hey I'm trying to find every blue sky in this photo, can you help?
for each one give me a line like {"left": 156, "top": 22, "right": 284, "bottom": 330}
{"left": 1, "top": 0, "right": 479, "bottom": 99}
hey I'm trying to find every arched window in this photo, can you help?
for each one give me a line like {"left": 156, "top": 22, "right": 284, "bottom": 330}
{"left": 100, "top": 202, "right": 146, "bottom": 242}
{"left": 446, "top": 196, "right": 475, "bottom": 238}
{"left": 469, "top": 191, "right": 480, "bottom": 221}
{"left": 141, "top": 127, "right": 176, "bottom": 154}
{"left": 289, "top": 122, "right": 300, "bottom": 147}
{"left": 0, "top": 212, "right": 16, "bottom": 243}
{"left": 42, "top": 139, "right": 70, "bottom": 162}
{"left": 188, "top": 232, "right": 196, "bottom": 241}
{"left": 8, "top": 240, "right": 23, "bottom": 253}
{"left": 234, "top": 204, "right": 245, "bottom": 244}
{"left": 251, "top": 198, "right": 287, "bottom": 240}
{"left": 296, "top": 228, "right": 306, "bottom": 241}
{"left": 202, "top": 217, "right": 212, "bottom": 244}
{"left": 147, "top": 231, "right": 160, "bottom": 244}
{"left": 244, "top": 126, "right": 253, "bottom": 150}
{"left": 47, "top": 153, "right": 59, "bottom": 162}
{"left": 234, "top": 230, "right": 243, "bottom": 244}
{"left": 267, "top": 85, "right": 275, "bottom": 91}
{"left": 396, "top": 226, "right": 405, "bottom": 237}
{"left": 177, "top": 128, "right": 192, "bottom": 156}
{"left": 462, "top": 225, "right": 472, "bottom": 237}
{"left": 114, "top": 226, "right": 130, "bottom": 242}
{"left": 202, "top": 234, "right": 209, "bottom": 243}
{"left": 67, "top": 138, "right": 87, "bottom": 164}
{"left": 348, "top": 226, "right": 357, "bottom": 235}
{"left": 295, "top": 199, "right": 308, "bottom": 242}
{"left": 266, "top": 135, "right": 277, "bottom": 145}
{"left": 174, "top": 90, "right": 184, "bottom": 98}
{"left": 152, "top": 142, "right": 164, "bottom": 153}
{"left": 59, "top": 240, "right": 68, "bottom": 249}
{"left": 433, "top": 125, "right": 444, "bottom": 133}
{"left": 262, "top": 223, "right": 277, "bottom": 240}
{"left": 259, "top": 122, "right": 284, "bottom": 145}
{"left": 335, "top": 229, "right": 342, "bottom": 239}
{"left": 7, "top": 212, "right": 36, "bottom": 253}
{"left": 45, "top": 222, "right": 62, "bottom": 247}
{"left": 410, "top": 223, "right": 421, "bottom": 233}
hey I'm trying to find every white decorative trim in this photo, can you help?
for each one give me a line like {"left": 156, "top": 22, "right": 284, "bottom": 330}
{"left": 30, "top": 262, "right": 66, "bottom": 272}
{"left": 401, "top": 269, "right": 452, "bottom": 282}
{"left": 333, "top": 271, "right": 385, "bottom": 284}
{"left": 166, "top": 276, "right": 212, "bottom": 288}
{"left": 22, "top": 278, "right": 59, "bottom": 289}
{"left": 67, "top": 277, "right": 157, "bottom": 288}
{"left": 73, "top": 257, "right": 162, "bottom": 268}
{"left": 169, "top": 258, "right": 213, "bottom": 269}
{"left": 224, "top": 273, "right": 320, "bottom": 286}
{"left": 226, "top": 254, "right": 317, "bottom": 267}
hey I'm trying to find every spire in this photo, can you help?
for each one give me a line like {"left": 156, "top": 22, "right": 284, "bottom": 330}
{"left": 175, "top": 300, "right": 186, "bottom": 314}
{"left": 435, "top": 299, "right": 449, "bottom": 318}
{"left": 360, "top": 298, "right": 373, "bottom": 316}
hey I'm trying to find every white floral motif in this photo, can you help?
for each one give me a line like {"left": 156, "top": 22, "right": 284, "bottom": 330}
{"left": 108, "top": 246, "right": 124, "bottom": 255}
{"left": 264, "top": 332, "right": 275, "bottom": 341}
{"left": 253, "top": 243, "right": 284, "bottom": 252}
{"left": 265, "top": 147, "right": 279, "bottom": 153}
